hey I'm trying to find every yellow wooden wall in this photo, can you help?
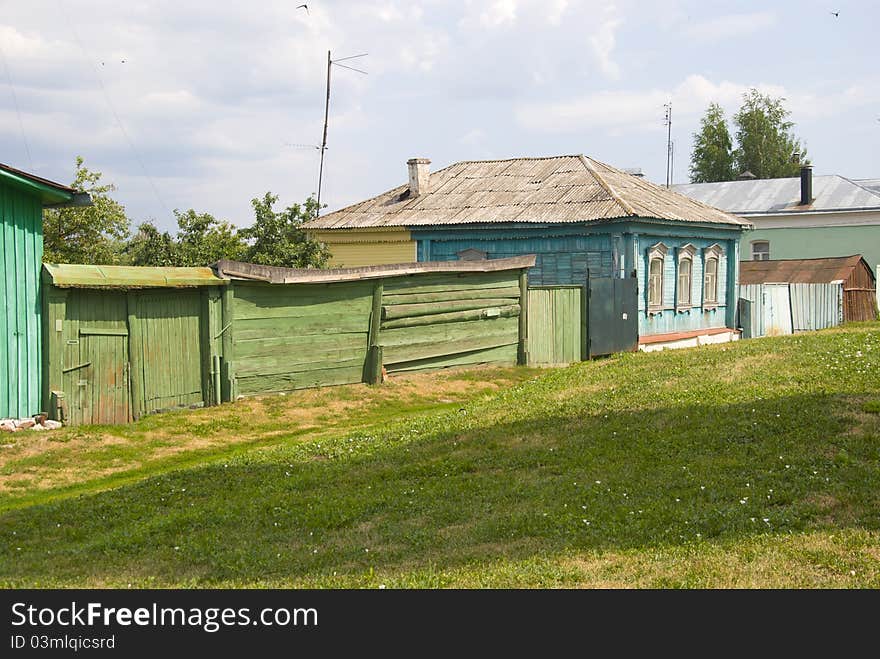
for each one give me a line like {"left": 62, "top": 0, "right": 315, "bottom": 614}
{"left": 312, "top": 229, "right": 417, "bottom": 267}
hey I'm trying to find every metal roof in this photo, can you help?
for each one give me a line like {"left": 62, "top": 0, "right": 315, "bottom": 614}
{"left": 674, "top": 175, "right": 880, "bottom": 216}
{"left": 216, "top": 255, "right": 536, "bottom": 284}
{"left": 0, "top": 162, "right": 81, "bottom": 206}
{"left": 739, "top": 255, "right": 871, "bottom": 285}
{"left": 43, "top": 264, "right": 227, "bottom": 288}
{"left": 855, "top": 178, "right": 880, "bottom": 196}
{"left": 305, "top": 155, "right": 749, "bottom": 230}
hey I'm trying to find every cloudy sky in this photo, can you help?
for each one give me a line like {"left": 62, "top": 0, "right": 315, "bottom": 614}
{"left": 1, "top": 1, "right": 878, "bottom": 230}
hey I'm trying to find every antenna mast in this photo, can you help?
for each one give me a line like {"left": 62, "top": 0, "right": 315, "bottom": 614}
{"left": 664, "top": 102, "right": 673, "bottom": 188}
{"left": 314, "top": 51, "right": 368, "bottom": 218}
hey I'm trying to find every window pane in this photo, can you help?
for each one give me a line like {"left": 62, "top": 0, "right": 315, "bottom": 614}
{"left": 678, "top": 258, "right": 691, "bottom": 306}
{"left": 752, "top": 242, "right": 770, "bottom": 261}
{"left": 704, "top": 257, "right": 718, "bottom": 303}
{"left": 649, "top": 258, "right": 662, "bottom": 306}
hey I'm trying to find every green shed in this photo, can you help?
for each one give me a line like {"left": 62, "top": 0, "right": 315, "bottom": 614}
{"left": 1, "top": 163, "right": 85, "bottom": 419}
{"left": 42, "top": 264, "right": 228, "bottom": 425}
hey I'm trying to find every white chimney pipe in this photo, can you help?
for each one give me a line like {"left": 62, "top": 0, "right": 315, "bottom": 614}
{"left": 407, "top": 158, "right": 431, "bottom": 197}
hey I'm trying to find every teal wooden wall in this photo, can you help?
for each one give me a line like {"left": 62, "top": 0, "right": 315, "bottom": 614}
{"left": 0, "top": 181, "right": 43, "bottom": 418}
{"left": 412, "top": 221, "right": 744, "bottom": 338}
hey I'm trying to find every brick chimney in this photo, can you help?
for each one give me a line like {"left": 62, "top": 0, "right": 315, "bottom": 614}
{"left": 800, "top": 164, "right": 813, "bottom": 206}
{"left": 407, "top": 158, "right": 431, "bottom": 197}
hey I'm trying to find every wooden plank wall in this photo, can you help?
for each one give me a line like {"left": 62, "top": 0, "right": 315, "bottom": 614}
{"left": 227, "top": 281, "right": 373, "bottom": 397}
{"left": 378, "top": 270, "right": 521, "bottom": 375}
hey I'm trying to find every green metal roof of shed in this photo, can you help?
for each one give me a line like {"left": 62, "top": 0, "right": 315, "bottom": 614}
{"left": 0, "top": 163, "right": 81, "bottom": 206}
{"left": 43, "top": 263, "right": 228, "bottom": 288}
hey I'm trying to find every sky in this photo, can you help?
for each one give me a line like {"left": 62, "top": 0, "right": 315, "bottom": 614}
{"left": 1, "top": 0, "right": 878, "bottom": 231}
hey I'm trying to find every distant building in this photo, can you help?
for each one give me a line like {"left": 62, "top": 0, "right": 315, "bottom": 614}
{"left": 674, "top": 166, "right": 880, "bottom": 279}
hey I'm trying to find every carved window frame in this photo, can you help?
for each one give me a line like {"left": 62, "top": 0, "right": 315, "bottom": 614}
{"left": 647, "top": 242, "right": 668, "bottom": 313}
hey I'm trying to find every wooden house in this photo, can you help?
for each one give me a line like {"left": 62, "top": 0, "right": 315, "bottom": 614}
{"left": 0, "top": 163, "right": 85, "bottom": 419}
{"left": 305, "top": 155, "right": 751, "bottom": 358}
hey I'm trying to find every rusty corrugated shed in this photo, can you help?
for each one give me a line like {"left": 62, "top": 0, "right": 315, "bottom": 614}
{"left": 305, "top": 155, "right": 749, "bottom": 230}
{"left": 739, "top": 255, "right": 868, "bottom": 285}
{"left": 43, "top": 264, "right": 228, "bottom": 288}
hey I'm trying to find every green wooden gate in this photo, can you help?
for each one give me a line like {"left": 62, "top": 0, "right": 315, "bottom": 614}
{"left": 62, "top": 291, "right": 131, "bottom": 425}
{"left": 129, "top": 290, "right": 206, "bottom": 417}
{"left": 527, "top": 286, "right": 585, "bottom": 365}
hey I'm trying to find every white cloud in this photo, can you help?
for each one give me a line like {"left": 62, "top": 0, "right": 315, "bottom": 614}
{"left": 589, "top": 9, "right": 622, "bottom": 80}
{"left": 683, "top": 11, "right": 777, "bottom": 41}
{"left": 516, "top": 75, "right": 784, "bottom": 133}
{"left": 479, "top": 0, "right": 519, "bottom": 28}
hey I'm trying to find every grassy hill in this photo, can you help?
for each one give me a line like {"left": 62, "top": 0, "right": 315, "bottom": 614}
{"left": 1, "top": 323, "right": 878, "bottom": 588}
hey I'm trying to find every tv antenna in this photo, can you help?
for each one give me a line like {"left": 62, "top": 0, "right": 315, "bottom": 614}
{"left": 663, "top": 102, "right": 673, "bottom": 188}
{"left": 316, "top": 50, "right": 368, "bottom": 217}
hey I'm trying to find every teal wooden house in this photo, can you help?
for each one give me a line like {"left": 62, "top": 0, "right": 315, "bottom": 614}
{"left": 0, "top": 163, "right": 86, "bottom": 419}
{"left": 305, "top": 155, "right": 751, "bottom": 362}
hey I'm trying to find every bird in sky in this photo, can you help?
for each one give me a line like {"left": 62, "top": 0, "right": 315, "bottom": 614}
{"left": 296, "top": 4, "right": 309, "bottom": 14}
{"left": 830, "top": 10, "right": 839, "bottom": 17}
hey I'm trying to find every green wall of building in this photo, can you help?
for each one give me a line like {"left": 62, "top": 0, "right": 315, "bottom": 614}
{"left": 0, "top": 181, "right": 44, "bottom": 419}
{"left": 741, "top": 225, "right": 880, "bottom": 273}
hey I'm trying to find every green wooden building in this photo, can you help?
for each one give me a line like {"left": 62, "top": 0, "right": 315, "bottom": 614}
{"left": 0, "top": 163, "right": 85, "bottom": 419}
{"left": 42, "top": 258, "right": 531, "bottom": 426}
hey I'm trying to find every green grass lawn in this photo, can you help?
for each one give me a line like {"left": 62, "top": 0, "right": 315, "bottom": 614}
{"left": 2, "top": 323, "right": 879, "bottom": 588}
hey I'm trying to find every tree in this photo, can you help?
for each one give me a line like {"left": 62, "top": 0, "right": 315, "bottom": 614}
{"left": 42, "top": 157, "right": 130, "bottom": 264}
{"left": 733, "top": 89, "right": 806, "bottom": 179}
{"left": 240, "top": 193, "right": 329, "bottom": 268}
{"left": 126, "top": 221, "right": 178, "bottom": 266}
{"left": 173, "top": 209, "right": 247, "bottom": 267}
{"left": 689, "top": 103, "right": 735, "bottom": 183}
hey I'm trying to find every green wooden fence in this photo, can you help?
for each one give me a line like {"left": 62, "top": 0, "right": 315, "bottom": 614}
{"left": 42, "top": 257, "right": 535, "bottom": 425}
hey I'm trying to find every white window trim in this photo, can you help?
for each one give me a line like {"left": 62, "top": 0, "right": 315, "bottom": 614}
{"left": 647, "top": 242, "right": 668, "bottom": 314}
{"left": 702, "top": 243, "right": 723, "bottom": 309}
{"left": 751, "top": 240, "right": 770, "bottom": 261}
{"left": 676, "top": 244, "right": 696, "bottom": 312}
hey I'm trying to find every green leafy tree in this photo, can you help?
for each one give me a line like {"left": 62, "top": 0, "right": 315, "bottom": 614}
{"left": 173, "top": 209, "right": 247, "bottom": 266}
{"left": 733, "top": 88, "right": 806, "bottom": 179}
{"left": 42, "top": 157, "right": 130, "bottom": 264}
{"left": 125, "top": 221, "right": 178, "bottom": 266}
{"left": 689, "top": 103, "right": 735, "bottom": 183}
{"left": 240, "top": 193, "right": 329, "bottom": 268}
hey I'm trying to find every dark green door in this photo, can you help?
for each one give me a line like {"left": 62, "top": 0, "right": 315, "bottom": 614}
{"left": 587, "top": 275, "right": 638, "bottom": 357}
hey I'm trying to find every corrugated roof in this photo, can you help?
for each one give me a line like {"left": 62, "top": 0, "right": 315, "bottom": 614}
{"left": 305, "top": 155, "right": 749, "bottom": 230}
{"left": 216, "top": 255, "right": 536, "bottom": 284}
{"left": 43, "top": 264, "right": 227, "bottom": 288}
{"left": 674, "top": 175, "right": 880, "bottom": 215}
{"left": 739, "top": 255, "right": 868, "bottom": 285}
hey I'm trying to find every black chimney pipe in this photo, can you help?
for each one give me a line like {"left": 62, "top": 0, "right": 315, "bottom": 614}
{"left": 800, "top": 165, "right": 813, "bottom": 206}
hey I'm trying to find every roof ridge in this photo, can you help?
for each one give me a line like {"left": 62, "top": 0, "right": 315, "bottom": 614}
{"left": 578, "top": 155, "right": 635, "bottom": 216}
{"left": 840, "top": 175, "right": 880, "bottom": 200}
{"left": 311, "top": 155, "right": 585, "bottom": 222}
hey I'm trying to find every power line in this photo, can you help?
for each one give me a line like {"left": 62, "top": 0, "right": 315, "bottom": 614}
{"left": 56, "top": 0, "right": 170, "bottom": 217}
{"left": 0, "top": 41, "right": 33, "bottom": 168}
